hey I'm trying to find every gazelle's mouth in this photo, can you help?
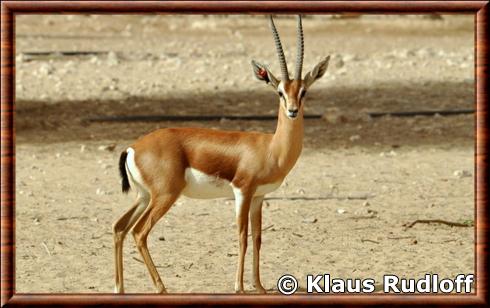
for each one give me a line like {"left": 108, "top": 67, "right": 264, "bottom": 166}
{"left": 287, "top": 110, "right": 298, "bottom": 119}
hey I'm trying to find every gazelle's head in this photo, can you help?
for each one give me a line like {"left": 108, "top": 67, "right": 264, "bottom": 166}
{"left": 252, "top": 16, "right": 330, "bottom": 119}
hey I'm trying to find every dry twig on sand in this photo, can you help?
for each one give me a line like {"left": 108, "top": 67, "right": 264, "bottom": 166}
{"left": 361, "top": 238, "right": 380, "bottom": 244}
{"left": 132, "top": 256, "right": 144, "bottom": 264}
{"left": 132, "top": 256, "right": 168, "bottom": 269}
{"left": 403, "top": 219, "right": 473, "bottom": 229}
{"left": 41, "top": 242, "right": 52, "bottom": 256}
{"left": 387, "top": 236, "right": 415, "bottom": 240}
{"left": 248, "top": 224, "right": 274, "bottom": 237}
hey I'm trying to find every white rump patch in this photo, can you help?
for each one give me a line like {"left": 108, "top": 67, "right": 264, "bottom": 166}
{"left": 125, "top": 147, "right": 147, "bottom": 191}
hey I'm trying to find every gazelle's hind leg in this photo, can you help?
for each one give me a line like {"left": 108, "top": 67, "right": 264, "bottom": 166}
{"left": 113, "top": 192, "right": 150, "bottom": 293}
{"left": 131, "top": 190, "right": 182, "bottom": 293}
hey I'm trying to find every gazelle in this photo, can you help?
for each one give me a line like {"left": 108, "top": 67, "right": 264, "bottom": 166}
{"left": 113, "top": 15, "right": 330, "bottom": 294}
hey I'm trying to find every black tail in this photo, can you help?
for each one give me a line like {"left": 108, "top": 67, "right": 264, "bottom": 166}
{"left": 119, "top": 151, "right": 130, "bottom": 193}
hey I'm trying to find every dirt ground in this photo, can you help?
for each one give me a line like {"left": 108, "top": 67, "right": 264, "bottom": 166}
{"left": 14, "top": 15, "right": 474, "bottom": 293}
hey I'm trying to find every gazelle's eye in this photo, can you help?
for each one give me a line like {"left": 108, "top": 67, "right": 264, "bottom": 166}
{"left": 300, "top": 90, "right": 306, "bottom": 98}
{"left": 278, "top": 92, "right": 284, "bottom": 97}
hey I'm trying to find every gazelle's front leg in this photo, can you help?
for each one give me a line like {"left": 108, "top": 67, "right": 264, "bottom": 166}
{"left": 250, "top": 195, "right": 266, "bottom": 293}
{"left": 233, "top": 187, "right": 253, "bottom": 293}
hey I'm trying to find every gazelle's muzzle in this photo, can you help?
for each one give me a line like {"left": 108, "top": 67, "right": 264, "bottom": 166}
{"left": 287, "top": 108, "right": 299, "bottom": 119}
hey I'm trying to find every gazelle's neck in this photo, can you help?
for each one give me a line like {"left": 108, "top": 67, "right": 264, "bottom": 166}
{"left": 270, "top": 104, "right": 304, "bottom": 173}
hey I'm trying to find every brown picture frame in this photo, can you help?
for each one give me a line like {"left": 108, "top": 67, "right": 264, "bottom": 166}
{"left": 1, "top": 0, "right": 488, "bottom": 306}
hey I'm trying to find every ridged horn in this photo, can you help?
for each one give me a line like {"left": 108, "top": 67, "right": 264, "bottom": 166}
{"left": 295, "top": 15, "right": 304, "bottom": 80}
{"left": 269, "top": 16, "right": 289, "bottom": 81}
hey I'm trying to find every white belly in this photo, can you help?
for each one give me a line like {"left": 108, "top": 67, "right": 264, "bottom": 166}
{"left": 182, "top": 168, "right": 234, "bottom": 199}
{"left": 181, "top": 168, "right": 282, "bottom": 199}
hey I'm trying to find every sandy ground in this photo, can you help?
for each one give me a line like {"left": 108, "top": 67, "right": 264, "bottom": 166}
{"left": 14, "top": 15, "right": 474, "bottom": 293}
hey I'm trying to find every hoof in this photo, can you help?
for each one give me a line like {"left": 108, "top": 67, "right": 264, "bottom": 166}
{"left": 255, "top": 286, "right": 267, "bottom": 294}
{"left": 235, "top": 282, "right": 245, "bottom": 294}
{"left": 157, "top": 284, "right": 167, "bottom": 294}
{"left": 114, "top": 286, "right": 124, "bottom": 294}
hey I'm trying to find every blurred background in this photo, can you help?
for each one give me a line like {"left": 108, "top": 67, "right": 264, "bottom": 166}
{"left": 15, "top": 14, "right": 473, "bottom": 144}
{"left": 15, "top": 15, "right": 474, "bottom": 293}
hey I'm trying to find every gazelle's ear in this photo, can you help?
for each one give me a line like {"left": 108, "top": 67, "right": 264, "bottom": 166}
{"left": 251, "top": 60, "right": 279, "bottom": 89}
{"left": 304, "top": 56, "right": 330, "bottom": 89}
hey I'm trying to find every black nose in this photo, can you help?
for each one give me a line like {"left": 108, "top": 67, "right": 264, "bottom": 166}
{"left": 287, "top": 109, "right": 298, "bottom": 118}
